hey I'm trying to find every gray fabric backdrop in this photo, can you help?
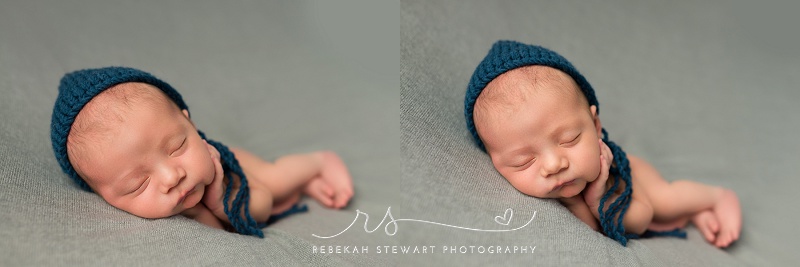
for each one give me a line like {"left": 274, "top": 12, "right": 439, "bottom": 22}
{"left": 0, "top": 0, "right": 399, "bottom": 266}
{"left": 3, "top": 0, "right": 800, "bottom": 266}
{"left": 401, "top": 0, "right": 800, "bottom": 266}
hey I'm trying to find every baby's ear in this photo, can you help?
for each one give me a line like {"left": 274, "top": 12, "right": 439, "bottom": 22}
{"left": 590, "top": 105, "right": 602, "bottom": 136}
{"left": 181, "top": 109, "right": 196, "bottom": 126}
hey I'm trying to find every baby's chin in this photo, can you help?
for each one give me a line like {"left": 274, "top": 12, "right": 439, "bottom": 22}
{"left": 525, "top": 181, "right": 587, "bottom": 199}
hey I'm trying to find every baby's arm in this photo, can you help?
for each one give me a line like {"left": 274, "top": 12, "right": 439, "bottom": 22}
{"left": 201, "top": 142, "right": 353, "bottom": 225}
{"left": 225, "top": 148, "right": 320, "bottom": 223}
{"left": 231, "top": 148, "right": 353, "bottom": 216}
{"left": 231, "top": 148, "right": 324, "bottom": 201}
{"left": 560, "top": 195, "right": 599, "bottom": 231}
{"left": 181, "top": 203, "right": 225, "bottom": 230}
{"left": 198, "top": 143, "right": 325, "bottom": 224}
{"left": 617, "top": 193, "right": 653, "bottom": 235}
{"left": 629, "top": 155, "right": 741, "bottom": 247}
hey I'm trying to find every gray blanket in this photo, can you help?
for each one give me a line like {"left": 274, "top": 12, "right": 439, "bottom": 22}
{"left": 2, "top": 0, "right": 799, "bottom": 266}
{"left": 1, "top": 1, "right": 398, "bottom": 266}
{"left": 400, "top": 0, "right": 799, "bottom": 266}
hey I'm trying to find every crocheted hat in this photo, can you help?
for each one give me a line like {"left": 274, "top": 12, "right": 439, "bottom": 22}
{"left": 464, "top": 40, "right": 599, "bottom": 151}
{"left": 51, "top": 67, "right": 189, "bottom": 191}
{"left": 50, "top": 67, "right": 265, "bottom": 237}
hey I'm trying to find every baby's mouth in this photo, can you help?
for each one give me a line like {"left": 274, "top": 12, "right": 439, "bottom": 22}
{"left": 551, "top": 179, "right": 576, "bottom": 192}
{"left": 177, "top": 187, "right": 196, "bottom": 205}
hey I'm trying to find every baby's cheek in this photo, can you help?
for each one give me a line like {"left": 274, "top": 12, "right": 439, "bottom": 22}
{"left": 504, "top": 171, "right": 540, "bottom": 197}
{"left": 202, "top": 151, "right": 216, "bottom": 177}
{"left": 185, "top": 146, "right": 213, "bottom": 179}
{"left": 124, "top": 192, "right": 176, "bottom": 219}
{"left": 574, "top": 146, "right": 601, "bottom": 182}
{"left": 587, "top": 155, "right": 603, "bottom": 181}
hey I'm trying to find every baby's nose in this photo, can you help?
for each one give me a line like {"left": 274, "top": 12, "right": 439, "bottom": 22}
{"left": 540, "top": 155, "right": 568, "bottom": 177}
{"left": 160, "top": 166, "right": 186, "bottom": 193}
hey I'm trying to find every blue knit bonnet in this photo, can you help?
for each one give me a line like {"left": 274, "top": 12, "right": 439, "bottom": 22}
{"left": 465, "top": 41, "right": 599, "bottom": 151}
{"left": 464, "top": 41, "right": 685, "bottom": 246}
{"left": 51, "top": 67, "right": 264, "bottom": 237}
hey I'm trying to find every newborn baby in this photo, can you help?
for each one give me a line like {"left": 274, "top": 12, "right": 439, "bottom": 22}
{"left": 465, "top": 41, "right": 741, "bottom": 247}
{"left": 51, "top": 67, "right": 353, "bottom": 237}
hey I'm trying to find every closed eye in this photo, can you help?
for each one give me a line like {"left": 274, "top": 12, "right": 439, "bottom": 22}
{"left": 170, "top": 137, "right": 187, "bottom": 157}
{"left": 512, "top": 158, "right": 535, "bottom": 168}
{"left": 561, "top": 133, "right": 581, "bottom": 146}
{"left": 128, "top": 176, "right": 149, "bottom": 195}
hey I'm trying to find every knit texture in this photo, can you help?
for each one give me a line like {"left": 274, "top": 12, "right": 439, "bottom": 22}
{"left": 50, "top": 66, "right": 263, "bottom": 237}
{"left": 464, "top": 41, "right": 685, "bottom": 246}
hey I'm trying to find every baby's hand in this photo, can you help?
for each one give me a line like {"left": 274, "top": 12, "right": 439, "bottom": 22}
{"left": 302, "top": 151, "right": 354, "bottom": 209}
{"left": 202, "top": 140, "right": 226, "bottom": 216}
{"left": 583, "top": 139, "right": 613, "bottom": 217}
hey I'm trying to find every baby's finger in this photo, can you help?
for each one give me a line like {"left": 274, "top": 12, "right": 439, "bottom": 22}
{"left": 207, "top": 143, "right": 214, "bottom": 154}
{"left": 306, "top": 181, "right": 335, "bottom": 208}
{"left": 600, "top": 139, "right": 614, "bottom": 164}
{"left": 308, "top": 189, "right": 334, "bottom": 207}
{"left": 213, "top": 156, "right": 224, "bottom": 181}
{"left": 322, "top": 183, "right": 334, "bottom": 197}
{"left": 203, "top": 156, "right": 226, "bottom": 206}
{"left": 599, "top": 154, "right": 609, "bottom": 182}
{"left": 334, "top": 191, "right": 351, "bottom": 209}
{"left": 589, "top": 154, "right": 609, "bottom": 195}
{"left": 206, "top": 142, "right": 220, "bottom": 160}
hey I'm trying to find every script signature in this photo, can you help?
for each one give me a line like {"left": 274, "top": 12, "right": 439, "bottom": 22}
{"left": 312, "top": 207, "right": 537, "bottom": 238}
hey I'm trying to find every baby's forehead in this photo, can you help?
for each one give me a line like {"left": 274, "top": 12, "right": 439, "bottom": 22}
{"left": 70, "top": 82, "right": 179, "bottom": 145}
{"left": 479, "top": 66, "right": 584, "bottom": 107}
{"left": 80, "top": 83, "right": 179, "bottom": 121}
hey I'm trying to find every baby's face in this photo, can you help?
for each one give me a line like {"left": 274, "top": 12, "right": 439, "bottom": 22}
{"left": 70, "top": 83, "right": 216, "bottom": 219}
{"left": 474, "top": 66, "right": 604, "bottom": 199}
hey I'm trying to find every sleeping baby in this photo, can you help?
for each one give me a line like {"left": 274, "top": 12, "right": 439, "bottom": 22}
{"left": 51, "top": 67, "right": 353, "bottom": 237}
{"left": 464, "top": 41, "right": 741, "bottom": 247}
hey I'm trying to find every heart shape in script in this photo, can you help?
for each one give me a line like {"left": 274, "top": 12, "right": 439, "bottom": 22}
{"left": 494, "top": 208, "right": 513, "bottom": 226}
